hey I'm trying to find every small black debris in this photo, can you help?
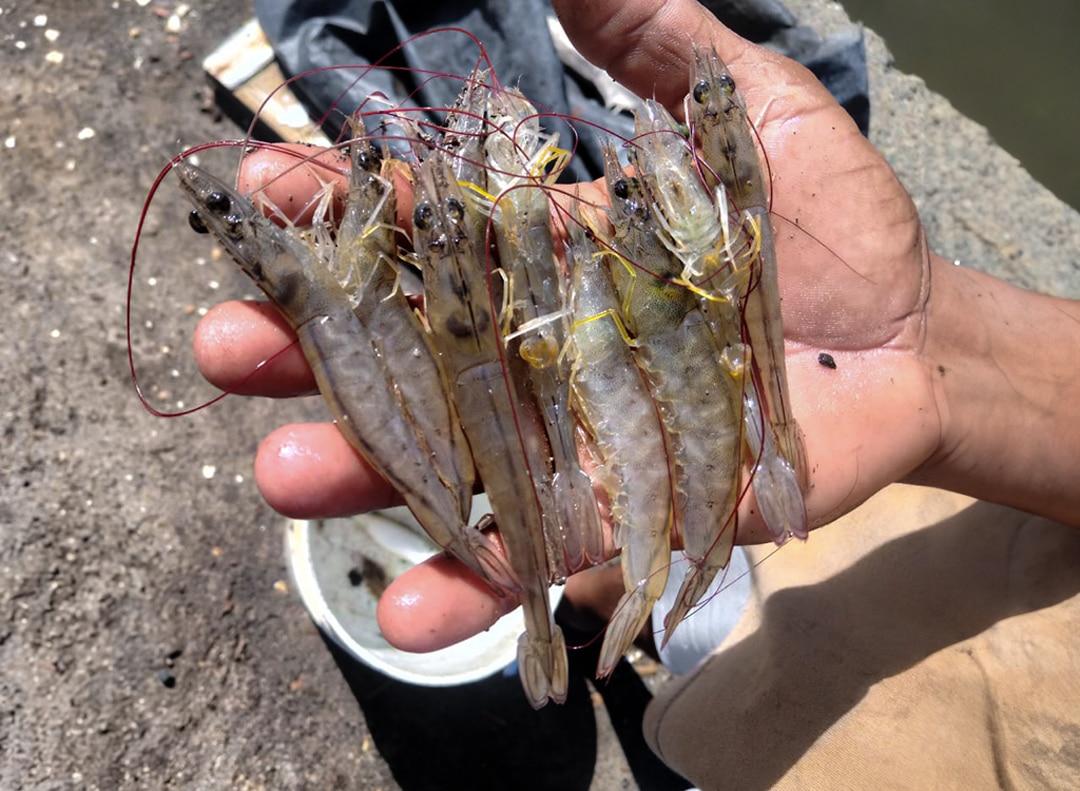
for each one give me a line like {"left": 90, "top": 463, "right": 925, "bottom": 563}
{"left": 157, "top": 668, "right": 177, "bottom": 688}
{"left": 818, "top": 352, "right": 837, "bottom": 369}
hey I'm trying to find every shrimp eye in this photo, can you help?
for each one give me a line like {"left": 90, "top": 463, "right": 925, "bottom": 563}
{"left": 615, "top": 177, "right": 643, "bottom": 202}
{"left": 692, "top": 80, "right": 710, "bottom": 105}
{"left": 413, "top": 203, "right": 434, "bottom": 231}
{"left": 205, "top": 191, "right": 231, "bottom": 214}
{"left": 718, "top": 74, "right": 736, "bottom": 96}
{"left": 444, "top": 197, "right": 465, "bottom": 222}
{"left": 188, "top": 210, "right": 209, "bottom": 234}
{"left": 356, "top": 146, "right": 380, "bottom": 171}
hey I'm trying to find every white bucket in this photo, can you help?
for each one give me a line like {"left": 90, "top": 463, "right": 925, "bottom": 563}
{"left": 286, "top": 498, "right": 562, "bottom": 686}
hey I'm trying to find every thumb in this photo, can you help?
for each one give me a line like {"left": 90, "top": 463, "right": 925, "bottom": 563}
{"left": 549, "top": 0, "right": 755, "bottom": 110}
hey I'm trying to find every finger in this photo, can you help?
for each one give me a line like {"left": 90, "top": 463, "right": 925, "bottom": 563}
{"left": 238, "top": 144, "right": 350, "bottom": 225}
{"left": 238, "top": 143, "right": 417, "bottom": 234}
{"left": 255, "top": 422, "right": 404, "bottom": 518}
{"left": 193, "top": 300, "right": 316, "bottom": 397}
{"left": 377, "top": 551, "right": 520, "bottom": 653}
{"left": 377, "top": 490, "right": 781, "bottom": 654}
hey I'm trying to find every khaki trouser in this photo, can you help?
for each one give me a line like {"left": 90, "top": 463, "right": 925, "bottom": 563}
{"left": 644, "top": 485, "right": 1080, "bottom": 790}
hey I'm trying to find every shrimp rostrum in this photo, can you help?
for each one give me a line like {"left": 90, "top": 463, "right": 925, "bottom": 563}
{"left": 166, "top": 47, "right": 807, "bottom": 706}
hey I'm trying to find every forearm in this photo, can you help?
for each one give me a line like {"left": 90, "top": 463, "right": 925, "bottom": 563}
{"left": 914, "top": 253, "right": 1080, "bottom": 526}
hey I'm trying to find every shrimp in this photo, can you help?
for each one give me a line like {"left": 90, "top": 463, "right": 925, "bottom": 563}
{"left": 158, "top": 38, "right": 810, "bottom": 695}
{"left": 484, "top": 87, "right": 604, "bottom": 579}
{"left": 411, "top": 153, "right": 567, "bottom": 709}
{"left": 565, "top": 208, "right": 673, "bottom": 678}
{"left": 333, "top": 118, "right": 478, "bottom": 528}
{"left": 599, "top": 132, "right": 742, "bottom": 647}
{"left": 173, "top": 159, "right": 519, "bottom": 597}
{"left": 688, "top": 46, "right": 810, "bottom": 512}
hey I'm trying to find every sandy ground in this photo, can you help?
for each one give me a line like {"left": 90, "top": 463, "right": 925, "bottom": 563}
{"left": 2, "top": 1, "right": 1077, "bottom": 790}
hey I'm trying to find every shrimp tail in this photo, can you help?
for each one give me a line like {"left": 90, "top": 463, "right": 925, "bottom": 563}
{"left": 746, "top": 409, "right": 809, "bottom": 542}
{"left": 453, "top": 525, "right": 524, "bottom": 594}
{"left": 661, "top": 572, "right": 706, "bottom": 648}
{"left": 661, "top": 512, "right": 737, "bottom": 646}
{"left": 517, "top": 624, "right": 568, "bottom": 709}
{"left": 661, "top": 542, "right": 733, "bottom": 649}
{"left": 753, "top": 450, "right": 808, "bottom": 542}
{"left": 741, "top": 355, "right": 809, "bottom": 541}
{"left": 597, "top": 584, "right": 653, "bottom": 678}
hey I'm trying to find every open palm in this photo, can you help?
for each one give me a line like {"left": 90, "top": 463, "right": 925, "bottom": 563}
{"left": 193, "top": 0, "right": 947, "bottom": 647}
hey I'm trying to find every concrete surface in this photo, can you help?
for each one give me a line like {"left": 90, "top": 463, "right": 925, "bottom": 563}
{"left": 1, "top": 1, "right": 1077, "bottom": 790}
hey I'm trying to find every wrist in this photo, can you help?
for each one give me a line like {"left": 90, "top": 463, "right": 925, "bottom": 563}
{"left": 911, "top": 254, "right": 1080, "bottom": 526}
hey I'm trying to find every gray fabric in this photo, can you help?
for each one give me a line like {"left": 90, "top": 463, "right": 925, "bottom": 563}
{"left": 255, "top": 0, "right": 868, "bottom": 179}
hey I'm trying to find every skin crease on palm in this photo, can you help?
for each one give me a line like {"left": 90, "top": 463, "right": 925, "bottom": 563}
{"left": 191, "top": 0, "right": 1080, "bottom": 652}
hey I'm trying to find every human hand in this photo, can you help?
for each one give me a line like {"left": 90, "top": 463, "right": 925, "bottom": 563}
{"left": 194, "top": 0, "right": 951, "bottom": 651}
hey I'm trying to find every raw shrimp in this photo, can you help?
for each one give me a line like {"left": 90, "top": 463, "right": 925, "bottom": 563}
{"left": 410, "top": 153, "right": 567, "bottom": 709}
{"left": 688, "top": 46, "right": 810, "bottom": 509}
{"left": 598, "top": 133, "right": 743, "bottom": 647}
{"left": 173, "top": 159, "right": 519, "bottom": 597}
{"left": 565, "top": 209, "right": 673, "bottom": 678}
{"left": 628, "top": 95, "right": 806, "bottom": 542}
{"left": 333, "top": 119, "right": 478, "bottom": 528}
{"left": 484, "top": 87, "right": 604, "bottom": 579}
